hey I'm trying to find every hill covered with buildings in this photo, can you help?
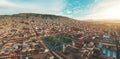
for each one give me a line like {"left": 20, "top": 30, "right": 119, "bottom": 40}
{"left": 0, "top": 13, "right": 119, "bottom": 59}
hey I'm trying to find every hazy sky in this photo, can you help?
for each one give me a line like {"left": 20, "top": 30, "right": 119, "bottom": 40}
{"left": 0, "top": 0, "right": 120, "bottom": 20}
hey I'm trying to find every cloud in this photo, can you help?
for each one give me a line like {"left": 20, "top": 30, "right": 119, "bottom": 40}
{"left": 0, "top": 0, "right": 65, "bottom": 15}
{"left": 1, "top": 0, "right": 120, "bottom": 20}
{"left": 0, "top": 0, "right": 17, "bottom": 7}
{"left": 81, "top": 0, "right": 120, "bottom": 20}
{"left": 0, "top": 0, "right": 20, "bottom": 15}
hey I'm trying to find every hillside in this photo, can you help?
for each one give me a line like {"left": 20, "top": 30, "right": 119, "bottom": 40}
{"left": 0, "top": 13, "right": 73, "bottom": 20}
{"left": 0, "top": 13, "right": 85, "bottom": 37}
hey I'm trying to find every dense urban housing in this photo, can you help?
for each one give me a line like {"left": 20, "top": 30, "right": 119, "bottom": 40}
{"left": 0, "top": 13, "right": 119, "bottom": 59}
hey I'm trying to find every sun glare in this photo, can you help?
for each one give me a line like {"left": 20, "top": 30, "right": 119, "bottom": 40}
{"left": 102, "top": 5, "right": 120, "bottom": 19}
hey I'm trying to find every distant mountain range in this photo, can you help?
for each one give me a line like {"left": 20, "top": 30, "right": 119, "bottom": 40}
{"left": 0, "top": 13, "right": 73, "bottom": 20}
{"left": 0, "top": 13, "right": 120, "bottom": 23}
